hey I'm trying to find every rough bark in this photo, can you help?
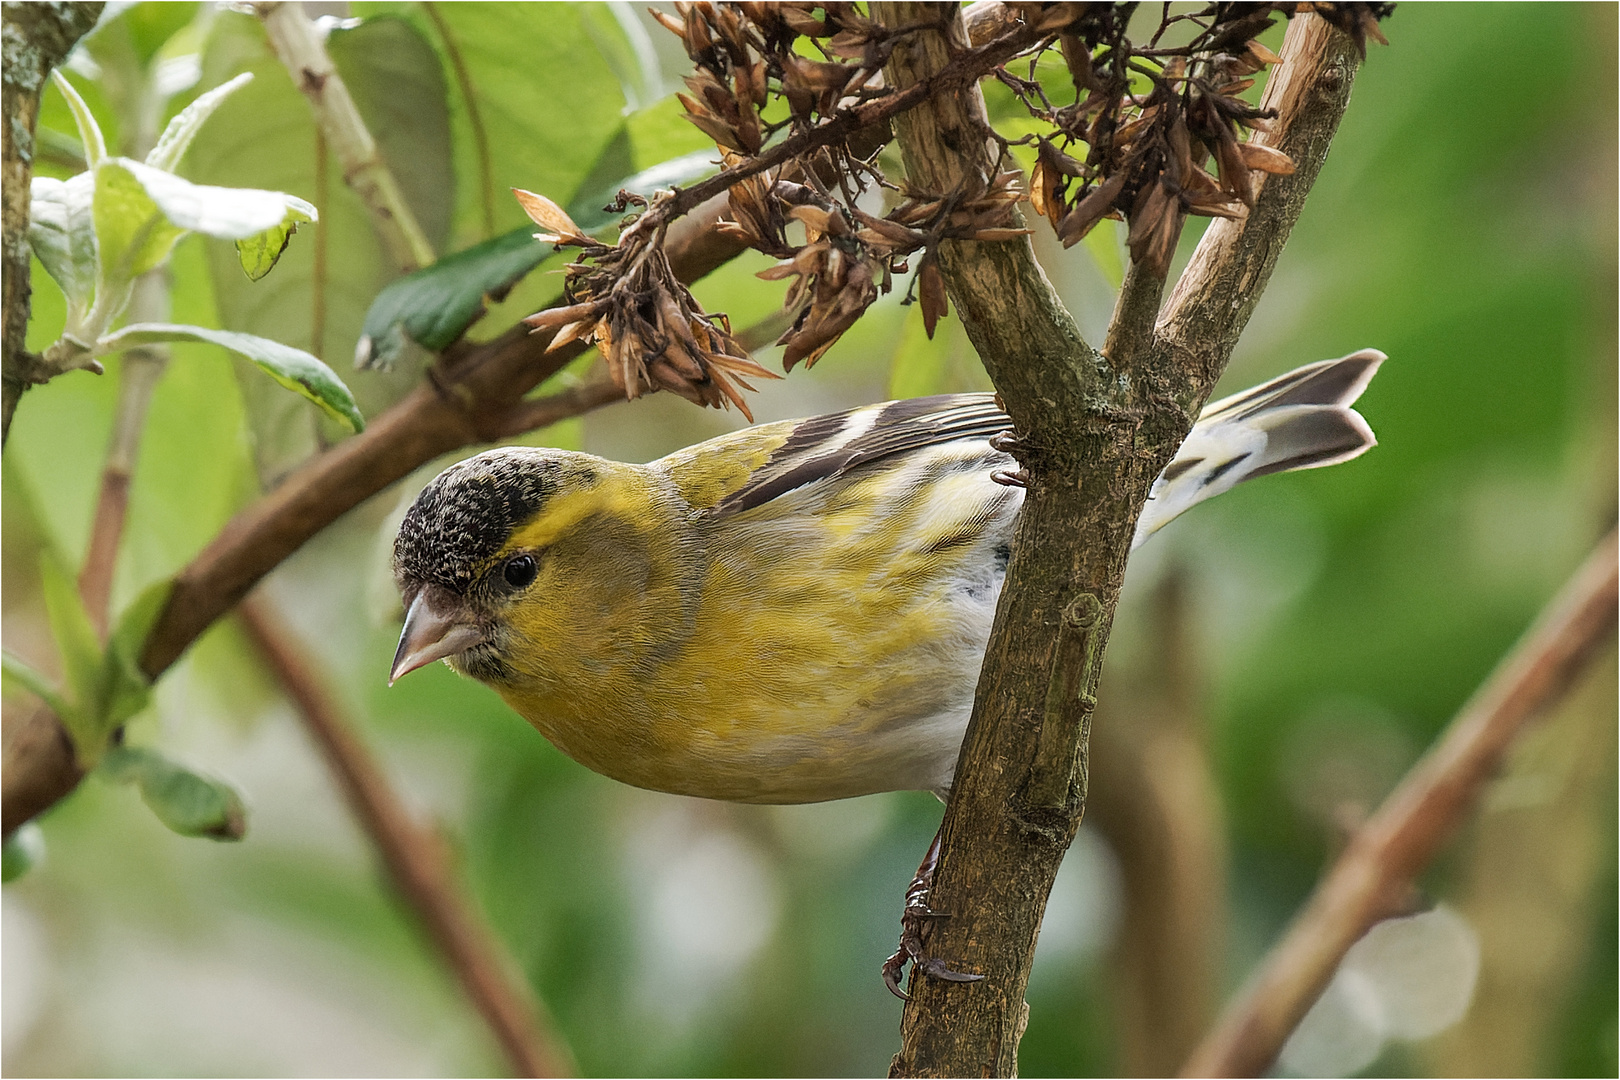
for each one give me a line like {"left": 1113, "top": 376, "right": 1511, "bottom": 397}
{"left": 878, "top": 9, "right": 1364, "bottom": 1075}
{"left": 1, "top": 0, "right": 103, "bottom": 443}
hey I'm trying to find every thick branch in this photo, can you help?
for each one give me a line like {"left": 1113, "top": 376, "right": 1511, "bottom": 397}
{"left": 1, "top": 193, "right": 744, "bottom": 837}
{"left": 239, "top": 594, "right": 574, "bottom": 1078}
{"left": 1181, "top": 529, "right": 1619, "bottom": 1078}
{"left": 1, "top": 0, "right": 104, "bottom": 444}
{"left": 878, "top": 4, "right": 1138, "bottom": 1074}
{"left": 256, "top": 0, "right": 436, "bottom": 272}
{"left": 881, "top": 10, "right": 1365, "bottom": 1075}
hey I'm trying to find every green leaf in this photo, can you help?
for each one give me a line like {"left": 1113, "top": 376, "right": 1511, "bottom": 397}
{"left": 29, "top": 173, "right": 99, "bottom": 321}
{"left": 101, "top": 745, "right": 248, "bottom": 841}
{"left": 101, "top": 578, "right": 171, "bottom": 730}
{"left": 1, "top": 824, "right": 45, "bottom": 883}
{"left": 355, "top": 226, "right": 549, "bottom": 368}
{"left": 51, "top": 70, "right": 106, "bottom": 168}
{"left": 354, "top": 1, "right": 627, "bottom": 242}
{"left": 1, "top": 650, "right": 75, "bottom": 725}
{"left": 235, "top": 201, "right": 317, "bottom": 282}
{"left": 578, "top": 1, "right": 663, "bottom": 112}
{"left": 92, "top": 159, "right": 190, "bottom": 288}
{"left": 145, "top": 72, "right": 255, "bottom": 173}
{"left": 38, "top": 554, "right": 103, "bottom": 753}
{"left": 95, "top": 323, "right": 364, "bottom": 432}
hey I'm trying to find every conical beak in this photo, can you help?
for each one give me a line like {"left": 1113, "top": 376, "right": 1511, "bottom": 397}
{"left": 390, "top": 586, "right": 487, "bottom": 684}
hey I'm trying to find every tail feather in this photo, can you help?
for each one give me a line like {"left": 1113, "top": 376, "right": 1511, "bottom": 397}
{"left": 1133, "top": 349, "right": 1384, "bottom": 548}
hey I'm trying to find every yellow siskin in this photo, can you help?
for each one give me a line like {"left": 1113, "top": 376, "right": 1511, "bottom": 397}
{"left": 389, "top": 350, "right": 1383, "bottom": 804}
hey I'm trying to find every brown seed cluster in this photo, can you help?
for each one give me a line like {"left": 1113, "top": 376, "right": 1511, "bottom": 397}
{"left": 657, "top": 3, "right": 1030, "bottom": 367}
{"left": 513, "top": 2, "right": 1392, "bottom": 415}
{"left": 515, "top": 189, "right": 775, "bottom": 419}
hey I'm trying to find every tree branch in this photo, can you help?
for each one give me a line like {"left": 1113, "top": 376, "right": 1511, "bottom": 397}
{"left": 1154, "top": 14, "right": 1363, "bottom": 407}
{"left": 1, "top": 0, "right": 104, "bottom": 444}
{"left": 1181, "top": 528, "right": 1619, "bottom": 1078}
{"left": 239, "top": 593, "right": 574, "bottom": 1078}
{"left": 879, "top": 9, "right": 1365, "bottom": 1075}
{"left": 1, "top": 192, "right": 745, "bottom": 837}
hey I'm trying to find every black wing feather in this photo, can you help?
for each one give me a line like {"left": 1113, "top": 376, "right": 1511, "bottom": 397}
{"left": 709, "top": 393, "right": 1010, "bottom": 518}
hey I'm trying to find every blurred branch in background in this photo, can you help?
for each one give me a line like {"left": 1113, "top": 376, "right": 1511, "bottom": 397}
{"left": 239, "top": 593, "right": 574, "bottom": 1078}
{"left": 1425, "top": 642, "right": 1617, "bottom": 1076}
{"left": 1183, "top": 527, "right": 1619, "bottom": 1078}
{"left": 1089, "top": 567, "right": 1225, "bottom": 1076}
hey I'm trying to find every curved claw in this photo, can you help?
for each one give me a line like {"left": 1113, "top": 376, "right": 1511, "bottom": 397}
{"left": 882, "top": 951, "right": 911, "bottom": 1000}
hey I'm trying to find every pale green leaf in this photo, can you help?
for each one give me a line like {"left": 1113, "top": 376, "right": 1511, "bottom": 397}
{"left": 145, "top": 71, "right": 254, "bottom": 172}
{"left": 96, "top": 323, "right": 364, "bottom": 432}
{"left": 101, "top": 745, "right": 248, "bottom": 840}
{"left": 102, "top": 578, "right": 171, "bottom": 729}
{"left": 38, "top": 555, "right": 103, "bottom": 755}
{"left": 235, "top": 200, "right": 317, "bottom": 282}
{"left": 51, "top": 70, "right": 106, "bottom": 168}
{"left": 92, "top": 158, "right": 188, "bottom": 286}
{"left": 29, "top": 173, "right": 99, "bottom": 319}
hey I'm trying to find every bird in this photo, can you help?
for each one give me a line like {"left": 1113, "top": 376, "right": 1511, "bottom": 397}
{"left": 389, "top": 349, "right": 1383, "bottom": 807}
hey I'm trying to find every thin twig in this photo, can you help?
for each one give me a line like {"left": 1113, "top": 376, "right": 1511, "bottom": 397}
{"left": 79, "top": 270, "right": 171, "bottom": 633}
{"left": 238, "top": 593, "right": 574, "bottom": 1078}
{"left": 1154, "top": 14, "right": 1362, "bottom": 407}
{"left": 488, "top": 366, "right": 623, "bottom": 440}
{"left": 1180, "top": 528, "right": 1620, "bottom": 1079}
{"left": 255, "top": 0, "right": 436, "bottom": 272}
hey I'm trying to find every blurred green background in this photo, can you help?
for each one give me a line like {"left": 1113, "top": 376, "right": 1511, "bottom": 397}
{"left": 2, "top": 3, "right": 1614, "bottom": 1076}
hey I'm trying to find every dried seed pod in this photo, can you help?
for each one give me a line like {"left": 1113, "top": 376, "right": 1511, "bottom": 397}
{"left": 523, "top": 298, "right": 603, "bottom": 331}
{"left": 917, "top": 253, "right": 947, "bottom": 339}
{"left": 1057, "top": 169, "right": 1126, "bottom": 247}
{"left": 512, "top": 188, "right": 587, "bottom": 244}
{"left": 1236, "top": 140, "right": 1296, "bottom": 175}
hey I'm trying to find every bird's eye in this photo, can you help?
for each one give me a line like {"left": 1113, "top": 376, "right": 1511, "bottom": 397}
{"left": 503, "top": 553, "right": 538, "bottom": 589}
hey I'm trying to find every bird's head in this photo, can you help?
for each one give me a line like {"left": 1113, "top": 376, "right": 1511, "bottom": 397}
{"left": 389, "top": 445, "right": 632, "bottom": 686}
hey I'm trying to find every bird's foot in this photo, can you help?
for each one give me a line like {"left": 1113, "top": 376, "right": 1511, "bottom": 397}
{"left": 881, "top": 831, "right": 985, "bottom": 1000}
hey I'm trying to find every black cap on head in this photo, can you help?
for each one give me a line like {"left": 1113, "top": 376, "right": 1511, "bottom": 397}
{"left": 394, "top": 449, "right": 561, "bottom": 593}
